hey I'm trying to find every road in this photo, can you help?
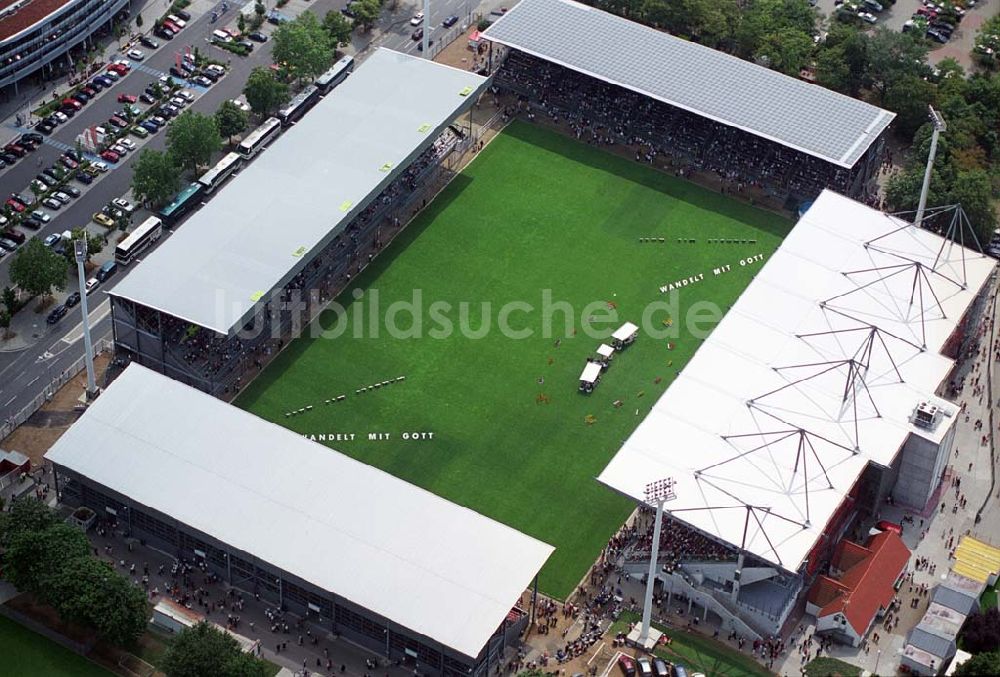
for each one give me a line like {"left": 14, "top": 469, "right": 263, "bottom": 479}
{"left": 0, "top": 0, "right": 508, "bottom": 426}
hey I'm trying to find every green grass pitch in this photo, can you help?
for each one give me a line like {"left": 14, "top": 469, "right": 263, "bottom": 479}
{"left": 0, "top": 615, "right": 111, "bottom": 676}
{"left": 237, "top": 121, "right": 792, "bottom": 598}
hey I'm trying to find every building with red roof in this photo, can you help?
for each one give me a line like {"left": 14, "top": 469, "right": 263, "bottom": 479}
{"left": 805, "top": 530, "right": 910, "bottom": 646}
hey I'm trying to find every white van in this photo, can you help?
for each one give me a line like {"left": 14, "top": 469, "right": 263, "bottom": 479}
{"left": 212, "top": 29, "right": 233, "bottom": 43}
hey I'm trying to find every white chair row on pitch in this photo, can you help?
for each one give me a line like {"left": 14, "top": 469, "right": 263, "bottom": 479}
{"left": 357, "top": 376, "right": 406, "bottom": 394}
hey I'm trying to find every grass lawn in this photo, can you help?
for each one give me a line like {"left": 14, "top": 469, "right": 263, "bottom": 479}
{"left": 980, "top": 584, "right": 997, "bottom": 610}
{"left": 237, "top": 121, "right": 792, "bottom": 598}
{"left": 0, "top": 615, "right": 111, "bottom": 676}
{"left": 803, "top": 656, "right": 862, "bottom": 677}
{"left": 610, "top": 611, "right": 771, "bottom": 677}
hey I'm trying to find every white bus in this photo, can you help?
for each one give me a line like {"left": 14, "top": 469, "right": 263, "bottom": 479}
{"left": 198, "top": 152, "right": 243, "bottom": 194}
{"left": 237, "top": 117, "right": 281, "bottom": 160}
{"left": 315, "top": 55, "right": 354, "bottom": 94}
{"left": 277, "top": 85, "right": 319, "bottom": 126}
{"left": 115, "top": 216, "right": 163, "bottom": 265}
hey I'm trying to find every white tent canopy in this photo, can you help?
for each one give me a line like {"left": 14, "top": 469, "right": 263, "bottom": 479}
{"left": 599, "top": 191, "right": 993, "bottom": 571}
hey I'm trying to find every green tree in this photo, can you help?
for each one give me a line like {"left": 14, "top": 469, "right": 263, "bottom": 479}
{"left": 814, "top": 23, "right": 869, "bottom": 95}
{"left": 254, "top": 0, "right": 265, "bottom": 17}
{"left": 0, "top": 497, "right": 60, "bottom": 546}
{"left": 44, "top": 556, "right": 148, "bottom": 646}
{"left": 954, "top": 650, "right": 1000, "bottom": 677}
{"left": 323, "top": 10, "right": 354, "bottom": 47}
{"left": 166, "top": 111, "right": 222, "bottom": 174}
{"left": 883, "top": 74, "right": 937, "bottom": 137}
{"left": 61, "top": 228, "right": 104, "bottom": 264}
{"left": 863, "top": 27, "right": 929, "bottom": 103}
{"left": 734, "top": 0, "right": 816, "bottom": 60}
{"left": 272, "top": 11, "right": 334, "bottom": 82}
{"left": 0, "top": 309, "right": 9, "bottom": 339}
{"left": 640, "top": 0, "right": 736, "bottom": 49}
{"left": 755, "top": 27, "right": 814, "bottom": 75}
{"left": 3, "top": 522, "right": 91, "bottom": 594}
{"left": 131, "top": 149, "right": 181, "bottom": 208}
{"left": 1, "top": 286, "right": 16, "bottom": 317}
{"left": 136, "top": 13, "right": 143, "bottom": 27}
{"left": 162, "top": 622, "right": 270, "bottom": 677}
{"left": 352, "top": 0, "right": 383, "bottom": 32}
{"left": 237, "top": 13, "right": 247, "bottom": 34}
{"left": 215, "top": 100, "right": 250, "bottom": 144}
{"left": 244, "top": 67, "right": 289, "bottom": 116}
{"left": 948, "top": 169, "right": 997, "bottom": 244}
{"left": 9, "top": 239, "right": 68, "bottom": 299}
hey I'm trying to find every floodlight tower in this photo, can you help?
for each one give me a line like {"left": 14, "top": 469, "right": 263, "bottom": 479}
{"left": 74, "top": 238, "right": 98, "bottom": 400}
{"left": 637, "top": 478, "right": 677, "bottom": 647}
{"left": 914, "top": 106, "right": 946, "bottom": 229}
{"left": 422, "top": 0, "right": 430, "bottom": 56}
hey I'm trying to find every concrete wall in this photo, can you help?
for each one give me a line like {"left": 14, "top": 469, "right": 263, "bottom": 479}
{"left": 893, "top": 422, "right": 956, "bottom": 510}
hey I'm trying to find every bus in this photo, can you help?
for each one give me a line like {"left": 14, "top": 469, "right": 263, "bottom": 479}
{"left": 198, "top": 152, "right": 243, "bottom": 194}
{"left": 115, "top": 216, "right": 163, "bottom": 265}
{"left": 237, "top": 117, "right": 281, "bottom": 160}
{"left": 158, "top": 182, "right": 204, "bottom": 226}
{"left": 277, "top": 85, "right": 319, "bottom": 126}
{"left": 315, "top": 55, "right": 354, "bottom": 95}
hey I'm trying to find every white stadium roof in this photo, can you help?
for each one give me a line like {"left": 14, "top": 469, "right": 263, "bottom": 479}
{"left": 483, "top": 0, "right": 895, "bottom": 169}
{"left": 598, "top": 190, "right": 993, "bottom": 572}
{"left": 110, "top": 49, "right": 487, "bottom": 335}
{"left": 45, "top": 364, "right": 553, "bottom": 659}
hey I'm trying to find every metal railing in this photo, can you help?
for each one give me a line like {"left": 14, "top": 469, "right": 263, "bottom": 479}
{"left": 0, "top": 338, "right": 113, "bottom": 441}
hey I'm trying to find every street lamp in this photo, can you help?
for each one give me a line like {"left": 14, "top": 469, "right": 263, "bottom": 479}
{"left": 914, "top": 106, "right": 946, "bottom": 229}
{"left": 74, "top": 238, "right": 97, "bottom": 400}
{"left": 638, "top": 478, "right": 677, "bottom": 646}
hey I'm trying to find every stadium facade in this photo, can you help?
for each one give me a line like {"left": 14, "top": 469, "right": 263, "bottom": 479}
{"left": 46, "top": 364, "right": 553, "bottom": 676}
{"left": 601, "top": 190, "right": 993, "bottom": 638}
{"left": 482, "top": 0, "right": 894, "bottom": 205}
{"left": 0, "top": 0, "right": 129, "bottom": 92}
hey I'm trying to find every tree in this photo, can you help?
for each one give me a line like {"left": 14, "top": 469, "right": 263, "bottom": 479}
{"left": 9, "top": 238, "right": 68, "bottom": 299}
{"left": 254, "top": 0, "right": 265, "bottom": 17}
{"left": 352, "top": 0, "right": 383, "bottom": 32}
{"left": 131, "top": 149, "right": 181, "bottom": 208}
{"left": 883, "top": 74, "right": 937, "bottom": 137}
{"left": 0, "top": 497, "right": 60, "bottom": 546}
{"left": 136, "top": 13, "right": 143, "bottom": 27}
{"left": 166, "top": 111, "right": 222, "bottom": 174}
{"left": 864, "top": 28, "right": 929, "bottom": 102}
{"left": 272, "top": 11, "right": 334, "bottom": 82}
{"left": 3, "top": 522, "right": 91, "bottom": 594}
{"left": 734, "top": 0, "right": 816, "bottom": 60}
{"left": 244, "top": 67, "right": 289, "bottom": 116}
{"left": 215, "top": 100, "right": 249, "bottom": 144}
{"left": 323, "top": 10, "right": 354, "bottom": 47}
{"left": 237, "top": 13, "right": 247, "bottom": 34}
{"left": 162, "top": 622, "right": 270, "bottom": 677}
{"left": 0, "top": 309, "right": 9, "bottom": 339}
{"left": 954, "top": 650, "right": 1000, "bottom": 677}
{"left": 755, "top": 27, "right": 815, "bottom": 75}
{"left": 61, "top": 228, "right": 104, "bottom": 264}
{"left": 1, "top": 286, "right": 16, "bottom": 317}
{"left": 949, "top": 170, "right": 997, "bottom": 244}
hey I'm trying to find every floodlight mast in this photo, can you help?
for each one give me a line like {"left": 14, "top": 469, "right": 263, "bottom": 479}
{"left": 914, "top": 107, "right": 946, "bottom": 229}
{"left": 639, "top": 478, "right": 677, "bottom": 644}
{"left": 74, "top": 238, "right": 97, "bottom": 400}
{"left": 422, "top": 0, "right": 430, "bottom": 56}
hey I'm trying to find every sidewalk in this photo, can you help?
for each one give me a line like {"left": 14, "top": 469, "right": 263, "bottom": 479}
{"left": 774, "top": 274, "right": 1000, "bottom": 676}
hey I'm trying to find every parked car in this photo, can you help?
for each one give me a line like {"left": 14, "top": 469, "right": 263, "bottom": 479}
{"left": 117, "top": 93, "right": 138, "bottom": 103}
{"left": 100, "top": 149, "right": 120, "bottom": 163}
{"left": 92, "top": 212, "right": 115, "bottom": 227}
{"left": 443, "top": 14, "right": 459, "bottom": 27}
{"left": 126, "top": 48, "right": 145, "bottom": 60}
{"left": 101, "top": 69, "right": 120, "bottom": 81}
{"left": 76, "top": 171, "right": 94, "bottom": 185}
{"left": 85, "top": 278, "right": 100, "bottom": 295}
{"left": 72, "top": 91, "right": 91, "bottom": 103}
{"left": 652, "top": 659, "right": 670, "bottom": 677}
{"left": 21, "top": 132, "right": 43, "bottom": 145}
{"left": 132, "top": 125, "right": 150, "bottom": 138}
{"left": 192, "top": 75, "right": 213, "bottom": 87}
{"left": 108, "top": 116, "right": 128, "bottom": 129}
{"left": 42, "top": 197, "right": 62, "bottom": 210}
{"left": 111, "top": 143, "right": 130, "bottom": 156}
{"left": 62, "top": 185, "right": 81, "bottom": 198}
{"left": 174, "top": 8, "right": 191, "bottom": 20}
{"left": 1, "top": 228, "right": 25, "bottom": 244}
{"left": 177, "top": 89, "right": 195, "bottom": 102}
{"left": 29, "top": 209, "right": 50, "bottom": 223}
{"left": 81, "top": 85, "right": 97, "bottom": 97}
{"left": 88, "top": 78, "right": 105, "bottom": 91}
{"left": 52, "top": 190, "right": 73, "bottom": 204}
{"left": 5, "top": 198, "right": 24, "bottom": 212}
{"left": 139, "top": 35, "right": 159, "bottom": 49}
{"left": 618, "top": 655, "right": 636, "bottom": 677}
{"left": 637, "top": 657, "right": 653, "bottom": 677}
{"left": 927, "top": 27, "right": 949, "bottom": 42}
{"left": 155, "top": 25, "right": 176, "bottom": 40}
{"left": 0, "top": 236, "right": 18, "bottom": 252}
{"left": 65, "top": 291, "right": 81, "bottom": 307}
{"left": 44, "top": 233, "right": 62, "bottom": 247}
{"left": 35, "top": 120, "right": 55, "bottom": 134}
{"left": 140, "top": 120, "right": 160, "bottom": 133}
{"left": 170, "top": 65, "right": 193, "bottom": 79}
{"left": 111, "top": 197, "right": 136, "bottom": 214}
{"left": 410, "top": 11, "right": 424, "bottom": 25}
{"left": 46, "top": 304, "right": 68, "bottom": 324}
{"left": 248, "top": 31, "right": 268, "bottom": 42}
{"left": 411, "top": 27, "right": 423, "bottom": 40}
{"left": 60, "top": 156, "right": 79, "bottom": 170}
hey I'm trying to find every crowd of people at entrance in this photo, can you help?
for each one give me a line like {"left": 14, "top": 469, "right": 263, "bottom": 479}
{"left": 492, "top": 51, "right": 881, "bottom": 206}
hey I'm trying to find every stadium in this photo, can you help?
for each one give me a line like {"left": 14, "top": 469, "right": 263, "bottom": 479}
{"left": 82, "top": 0, "right": 994, "bottom": 665}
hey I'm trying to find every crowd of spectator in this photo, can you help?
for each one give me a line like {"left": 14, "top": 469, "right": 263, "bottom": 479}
{"left": 492, "top": 51, "right": 881, "bottom": 205}
{"left": 623, "top": 507, "right": 736, "bottom": 572}
{"left": 117, "top": 128, "right": 465, "bottom": 395}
